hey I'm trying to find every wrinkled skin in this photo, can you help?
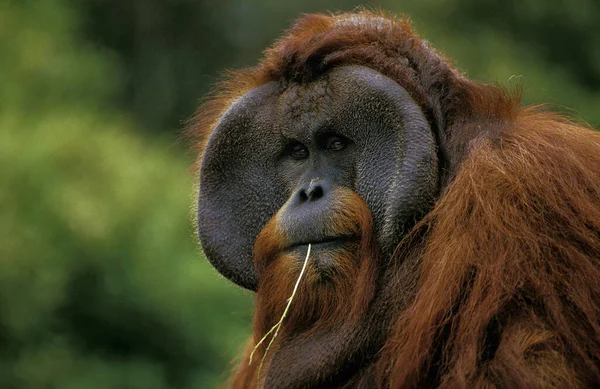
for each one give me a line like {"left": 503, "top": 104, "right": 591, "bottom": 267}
{"left": 198, "top": 66, "right": 437, "bottom": 291}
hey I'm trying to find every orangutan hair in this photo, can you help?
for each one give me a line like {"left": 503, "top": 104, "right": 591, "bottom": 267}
{"left": 190, "top": 10, "right": 600, "bottom": 389}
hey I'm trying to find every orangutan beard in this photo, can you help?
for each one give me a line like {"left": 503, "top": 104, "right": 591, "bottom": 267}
{"left": 252, "top": 189, "right": 379, "bottom": 337}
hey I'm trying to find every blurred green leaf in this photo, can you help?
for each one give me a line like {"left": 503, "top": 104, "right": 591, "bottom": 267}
{"left": 0, "top": 1, "right": 252, "bottom": 388}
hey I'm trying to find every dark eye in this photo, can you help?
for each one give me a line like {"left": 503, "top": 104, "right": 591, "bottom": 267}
{"left": 327, "top": 136, "right": 346, "bottom": 151}
{"left": 288, "top": 142, "right": 309, "bottom": 159}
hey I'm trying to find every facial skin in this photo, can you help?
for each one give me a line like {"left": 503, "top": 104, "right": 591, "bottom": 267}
{"left": 197, "top": 65, "right": 438, "bottom": 292}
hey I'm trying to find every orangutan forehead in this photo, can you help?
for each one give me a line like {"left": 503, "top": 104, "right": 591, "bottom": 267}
{"left": 279, "top": 77, "right": 332, "bottom": 125}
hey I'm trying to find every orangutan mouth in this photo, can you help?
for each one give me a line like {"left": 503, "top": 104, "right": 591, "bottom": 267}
{"left": 286, "top": 236, "right": 356, "bottom": 253}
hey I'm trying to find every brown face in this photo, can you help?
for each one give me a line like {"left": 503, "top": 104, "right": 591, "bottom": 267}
{"left": 197, "top": 65, "right": 439, "bottom": 297}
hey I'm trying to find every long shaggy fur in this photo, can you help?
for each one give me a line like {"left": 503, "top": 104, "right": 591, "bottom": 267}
{"left": 236, "top": 189, "right": 378, "bottom": 388}
{"left": 190, "top": 10, "right": 600, "bottom": 389}
{"left": 382, "top": 110, "right": 600, "bottom": 388}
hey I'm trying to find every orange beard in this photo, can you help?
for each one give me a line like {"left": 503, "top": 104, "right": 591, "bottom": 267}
{"left": 252, "top": 188, "right": 379, "bottom": 342}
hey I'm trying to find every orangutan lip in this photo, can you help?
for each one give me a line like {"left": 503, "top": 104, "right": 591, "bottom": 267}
{"left": 286, "top": 236, "right": 355, "bottom": 251}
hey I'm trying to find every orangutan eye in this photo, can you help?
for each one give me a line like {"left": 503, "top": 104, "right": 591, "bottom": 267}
{"left": 327, "top": 136, "right": 347, "bottom": 151}
{"left": 288, "top": 142, "right": 309, "bottom": 159}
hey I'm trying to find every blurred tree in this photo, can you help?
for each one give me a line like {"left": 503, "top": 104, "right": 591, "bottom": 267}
{"left": 73, "top": 0, "right": 364, "bottom": 135}
{"left": 0, "top": 1, "right": 251, "bottom": 387}
{"left": 421, "top": 0, "right": 600, "bottom": 89}
{"left": 384, "top": 0, "right": 600, "bottom": 125}
{"left": 73, "top": 0, "right": 600, "bottom": 133}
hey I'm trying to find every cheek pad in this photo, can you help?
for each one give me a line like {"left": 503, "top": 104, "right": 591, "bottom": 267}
{"left": 197, "top": 87, "right": 286, "bottom": 291}
{"left": 331, "top": 66, "right": 439, "bottom": 254}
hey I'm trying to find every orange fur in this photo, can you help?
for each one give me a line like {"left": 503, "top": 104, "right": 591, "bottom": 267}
{"left": 233, "top": 189, "right": 378, "bottom": 388}
{"left": 380, "top": 109, "right": 600, "bottom": 388}
{"left": 190, "top": 10, "right": 600, "bottom": 389}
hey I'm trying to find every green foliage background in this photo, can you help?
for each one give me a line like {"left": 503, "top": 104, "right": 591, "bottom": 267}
{"left": 1, "top": 0, "right": 598, "bottom": 388}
